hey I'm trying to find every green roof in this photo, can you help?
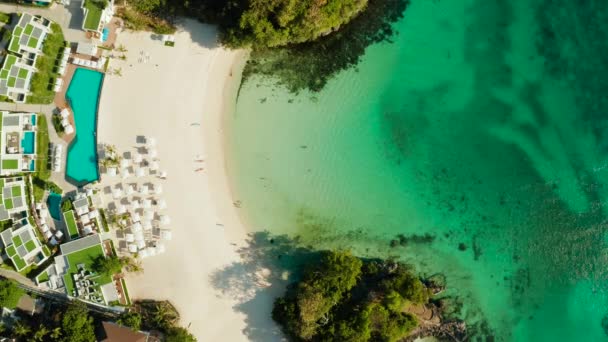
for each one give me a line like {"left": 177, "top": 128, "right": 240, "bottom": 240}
{"left": 63, "top": 243, "right": 111, "bottom": 296}
{"left": 12, "top": 255, "right": 26, "bottom": 270}
{"left": 7, "top": 77, "right": 15, "bottom": 88}
{"left": 6, "top": 245, "right": 16, "bottom": 257}
{"left": 24, "top": 240, "right": 36, "bottom": 252}
{"left": 4, "top": 198, "right": 13, "bottom": 210}
{"left": 12, "top": 234, "right": 22, "bottom": 246}
{"left": 63, "top": 210, "right": 79, "bottom": 238}
{"left": 17, "top": 68, "right": 28, "bottom": 79}
{"left": 11, "top": 185, "right": 21, "bottom": 197}
{"left": 1, "top": 159, "right": 18, "bottom": 170}
{"left": 83, "top": 0, "right": 104, "bottom": 31}
{"left": 27, "top": 37, "right": 38, "bottom": 49}
{"left": 24, "top": 24, "right": 33, "bottom": 36}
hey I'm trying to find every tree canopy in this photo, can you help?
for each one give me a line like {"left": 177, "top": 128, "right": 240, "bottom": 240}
{"left": 61, "top": 302, "right": 96, "bottom": 342}
{"left": 0, "top": 279, "right": 24, "bottom": 309}
{"left": 92, "top": 255, "right": 125, "bottom": 278}
{"left": 273, "top": 250, "right": 429, "bottom": 341}
{"left": 165, "top": 326, "right": 197, "bottom": 342}
{"left": 117, "top": 311, "right": 142, "bottom": 331}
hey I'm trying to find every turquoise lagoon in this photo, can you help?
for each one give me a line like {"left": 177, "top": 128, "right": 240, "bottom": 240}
{"left": 66, "top": 68, "right": 103, "bottom": 184}
{"left": 227, "top": 0, "right": 608, "bottom": 340}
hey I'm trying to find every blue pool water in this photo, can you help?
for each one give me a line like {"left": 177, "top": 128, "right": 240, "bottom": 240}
{"left": 47, "top": 192, "right": 62, "bottom": 220}
{"left": 102, "top": 28, "right": 109, "bottom": 42}
{"left": 31, "top": 115, "right": 36, "bottom": 126}
{"left": 29, "top": 160, "right": 34, "bottom": 171}
{"left": 65, "top": 68, "right": 103, "bottom": 184}
{"left": 21, "top": 131, "right": 35, "bottom": 154}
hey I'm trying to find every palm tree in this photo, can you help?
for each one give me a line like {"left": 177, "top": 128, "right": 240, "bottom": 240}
{"left": 117, "top": 44, "right": 127, "bottom": 52}
{"left": 12, "top": 321, "right": 31, "bottom": 338}
{"left": 123, "top": 257, "right": 144, "bottom": 274}
{"left": 33, "top": 324, "right": 49, "bottom": 341}
{"left": 50, "top": 327, "right": 62, "bottom": 341}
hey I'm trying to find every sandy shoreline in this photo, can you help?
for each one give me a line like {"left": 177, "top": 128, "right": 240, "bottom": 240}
{"left": 96, "top": 19, "right": 274, "bottom": 340}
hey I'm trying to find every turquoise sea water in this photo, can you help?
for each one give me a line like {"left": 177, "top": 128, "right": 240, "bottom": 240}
{"left": 227, "top": 0, "right": 608, "bottom": 340}
{"left": 66, "top": 68, "right": 103, "bottom": 184}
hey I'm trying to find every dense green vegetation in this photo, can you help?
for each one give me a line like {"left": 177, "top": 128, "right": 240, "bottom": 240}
{"left": 60, "top": 302, "right": 96, "bottom": 342}
{"left": 273, "top": 250, "right": 429, "bottom": 341}
{"left": 117, "top": 311, "right": 143, "bottom": 330}
{"left": 0, "top": 279, "right": 24, "bottom": 309}
{"left": 92, "top": 255, "right": 125, "bottom": 278}
{"left": 28, "top": 23, "right": 66, "bottom": 104}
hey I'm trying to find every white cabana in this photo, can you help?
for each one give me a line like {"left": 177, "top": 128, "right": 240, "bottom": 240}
{"left": 120, "top": 158, "right": 130, "bottom": 168}
{"left": 160, "top": 215, "right": 170, "bottom": 226}
{"left": 44, "top": 230, "right": 53, "bottom": 239}
{"left": 125, "top": 233, "right": 135, "bottom": 242}
{"left": 107, "top": 167, "right": 117, "bottom": 176}
{"left": 128, "top": 244, "right": 138, "bottom": 253}
{"left": 149, "top": 149, "right": 158, "bottom": 158}
{"left": 131, "top": 212, "right": 141, "bottom": 222}
{"left": 158, "top": 199, "right": 167, "bottom": 209}
{"left": 81, "top": 215, "right": 91, "bottom": 225}
{"left": 131, "top": 222, "right": 142, "bottom": 233}
{"left": 60, "top": 108, "right": 70, "bottom": 118}
{"left": 41, "top": 224, "right": 49, "bottom": 232}
{"left": 39, "top": 208, "right": 48, "bottom": 218}
{"left": 35, "top": 203, "right": 42, "bottom": 210}
{"left": 150, "top": 161, "right": 159, "bottom": 170}
{"left": 117, "top": 205, "right": 127, "bottom": 215}
{"left": 113, "top": 188, "right": 123, "bottom": 199}
{"left": 125, "top": 184, "right": 135, "bottom": 196}
{"left": 153, "top": 184, "right": 163, "bottom": 194}
{"left": 83, "top": 225, "right": 93, "bottom": 235}
{"left": 160, "top": 230, "right": 172, "bottom": 240}
{"left": 136, "top": 240, "right": 146, "bottom": 249}
{"left": 159, "top": 170, "right": 167, "bottom": 179}
{"left": 76, "top": 42, "right": 98, "bottom": 56}
{"left": 85, "top": 188, "right": 94, "bottom": 196}
{"left": 147, "top": 137, "right": 156, "bottom": 146}
{"left": 142, "top": 220, "right": 152, "bottom": 231}
{"left": 144, "top": 210, "right": 154, "bottom": 220}
{"left": 55, "top": 231, "right": 64, "bottom": 239}
{"left": 133, "top": 154, "right": 143, "bottom": 163}
{"left": 122, "top": 168, "right": 130, "bottom": 179}
{"left": 39, "top": 217, "right": 46, "bottom": 225}
{"left": 142, "top": 198, "right": 152, "bottom": 209}
{"left": 139, "top": 184, "right": 149, "bottom": 195}
{"left": 64, "top": 124, "right": 74, "bottom": 134}
{"left": 130, "top": 200, "right": 141, "bottom": 211}
{"left": 135, "top": 168, "right": 145, "bottom": 177}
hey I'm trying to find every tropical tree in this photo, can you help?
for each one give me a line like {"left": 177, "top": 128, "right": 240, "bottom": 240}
{"left": 117, "top": 311, "right": 142, "bottom": 330}
{"left": 50, "top": 327, "right": 62, "bottom": 341}
{"left": 61, "top": 302, "right": 96, "bottom": 342}
{"left": 0, "top": 279, "right": 24, "bottom": 309}
{"left": 92, "top": 255, "right": 125, "bottom": 278}
{"left": 11, "top": 321, "right": 31, "bottom": 338}
{"left": 33, "top": 324, "right": 50, "bottom": 341}
{"left": 165, "top": 326, "right": 196, "bottom": 342}
{"left": 152, "top": 301, "right": 179, "bottom": 330}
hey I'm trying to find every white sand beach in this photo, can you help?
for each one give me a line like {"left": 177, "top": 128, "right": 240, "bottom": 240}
{"left": 97, "top": 19, "right": 263, "bottom": 340}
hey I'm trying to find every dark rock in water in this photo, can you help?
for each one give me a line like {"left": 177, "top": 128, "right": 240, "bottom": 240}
{"left": 389, "top": 239, "right": 399, "bottom": 248}
{"left": 458, "top": 242, "right": 467, "bottom": 251}
{"left": 601, "top": 314, "right": 608, "bottom": 336}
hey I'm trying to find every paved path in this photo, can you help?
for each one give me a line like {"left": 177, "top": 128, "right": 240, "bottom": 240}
{"left": 0, "top": 1, "right": 88, "bottom": 43}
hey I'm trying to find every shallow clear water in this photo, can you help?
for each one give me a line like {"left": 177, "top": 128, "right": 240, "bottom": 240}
{"left": 66, "top": 68, "right": 103, "bottom": 184}
{"left": 228, "top": 0, "right": 608, "bottom": 340}
{"left": 22, "top": 131, "right": 34, "bottom": 154}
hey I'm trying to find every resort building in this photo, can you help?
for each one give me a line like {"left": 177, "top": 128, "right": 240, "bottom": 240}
{"left": 0, "top": 178, "right": 51, "bottom": 272}
{"left": 82, "top": 0, "right": 115, "bottom": 37}
{"left": 35, "top": 233, "right": 120, "bottom": 305}
{"left": 0, "top": 13, "right": 52, "bottom": 103}
{"left": 62, "top": 191, "right": 107, "bottom": 240}
{"left": 0, "top": 112, "right": 38, "bottom": 175}
{"left": 99, "top": 322, "right": 152, "bottom": 342}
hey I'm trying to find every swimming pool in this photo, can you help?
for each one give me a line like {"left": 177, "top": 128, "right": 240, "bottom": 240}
{"left": 102, "top": 28, "right": 109, "bottom": 42}
{"left": 47, "top": 192, "right": 62, "bottom": 220}
{"left": 21, "top": 131, "right": 35, "bottom": 154}
{"left": 66, "top": 68, "right": 103, "bottom": 184}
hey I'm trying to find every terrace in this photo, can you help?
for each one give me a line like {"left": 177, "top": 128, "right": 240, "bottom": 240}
{"left": 0, "top": 112, "right": 38, "bottom": 175}
{"left": 83, "top": 0, "right": 106, "bottom": 32}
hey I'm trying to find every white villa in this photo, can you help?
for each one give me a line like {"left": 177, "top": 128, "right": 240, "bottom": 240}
{"left": 35, "top": 234, "right": 120, "bottom": 305}
{"left": 81, "top": 0, "right": 115, "bottom": 38}
{"left": 0, "top": 178, "right": 50, "bottom": 272}
{"left": 0, "top": 112, "right": 38, "bottom": 175}
{"left": 0, "top": 13, "right": 52, "bottom": 103}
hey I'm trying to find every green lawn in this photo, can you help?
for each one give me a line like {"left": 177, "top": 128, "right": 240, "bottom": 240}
{"left": 17, "top": 68, "right": 28, "bottom": 79}
{"left": 36, "top": 271, "right": 49, "bottom": 283}
{"left": 0, "top": 12, "right": 11, "bottom": 24}
{"left": 12, "top": 234, "right": 22, "bottom": 246}
{"left": 6, "top": 245, "right": 16, "bottom": 257}
{"left": 11, "top": 185, "right": 21, "bottom": 197}
{"left": 83, "top": 0, "right": 105, "bottom": 31}
{"left": 27, "top": 24, "right": 65, "bottom": 104}
{"left": 8, "top": 36, "right": 19, "bottom": 53}
{"left": 4, "top": 198, "right": 13, "bottom": 210}
{"left": 24, "top": 240, "right": 36, "bottom": 252}
{"left": 24, "top": 24, "right": 33, "bottom": 35}
{"left": 120, "top": 278, "right": 131, "bottom": 305}
{"left": 35, "top": 115, "right": 50, "bottom": 179}
{"left": 27, "top": 37, "right": 38, "bottom": 49}
{"left": 63, "top": 244, "right": 111, "bottom": 296}
{"left": 12, "top": 255, "right": 26, "bottom": 270}
{"left": 63, "top": 210, "right": 79, "bottom": 238}
{"left": 2, "top": 159, "right": 18, "bottom": 170}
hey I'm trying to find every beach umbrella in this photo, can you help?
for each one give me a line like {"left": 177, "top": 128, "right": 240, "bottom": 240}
{"left": 130, "top": 200, "right": 141, "bottom": 211}
{"left": 36, "top": 203, "right": 43, "bottom": 210}
{"left": 125, "top": 233, "right": 134, "bottom": 242}
{"left": 159, "top": 170, "right": 167, "bottom": 179}
{"left": 44, "top": 230, "right": 52, "bottom": 239}
{"left": 144, "top": 210, "right": 154, "bottom": 220}
{"left": 126, "top": 184, "right": 135, "bottom": 195}
{"left": 55, "top": 231, "right": 64, "bottom": 239}
{"left": 133, "top": 153, "right": 143, "bottom": 163}
{"left": 139, "top": 185, "right": 149, "bottom": 195}
{"left": 39, "top": 208, "right": 48, "bottom": 218}
{"left": 113, "top": 188, "right": 123, "bottom": 199}
{"left": 149, "top": 149, "right": 158, "bottom": 159}
{"left": 160, "top": 230, "right": 172, "bottom": 241}
{"left": 135, "top": 168, "right": 145, "bottom": 177}
{"left": 150, "top": 161, "right": 159, "bottom": 170}
{"left": 142, "top": 220, "right": 152, "bottom": 231}
{"left": 154, "top": 184, "right": 163, "bottom": 194}
{"left": 131, "top": 212, "right": 140, "bottom": 222}
{"left": 64, "top": 125, "right": 74, "bottom": 134}
{"left": 158, "top": 199, "right": 167, "bottom": 209}
{"left": 121, "top": 168, "right": 130, "bottom": 179}
{"left": 143, "top": 198, "right": 152, "bottom": 209}
{"left": 160, "top": 215, "right": 170, "bottom": 226}
{"left": 137, "top": 240, "right": 146, "bottom": 249}
{"left": 131, "top": 222, "right": 142, "bottom": 233}
{"left": 39, "top": 218, "right": 46, "bottom": 225}
{"left": 60, "top": 108, "right": 70, "bottom": 118}
{"left": 147, "top": 137, "right": 156, "bottom": 146}
{"left": 107, "top": 167, "right": 117, "bottom": 176}
{"left": 128, "top": 244, "right": 138, "bottom": 253}
{"left": 120, "top": 159, "right": 130, "bottom": 168}
{"left": 41, "top": 224, "right": 49, "bottom": 233}
{"left": 85, "top": 188, "right": 94, "bottom": 196}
